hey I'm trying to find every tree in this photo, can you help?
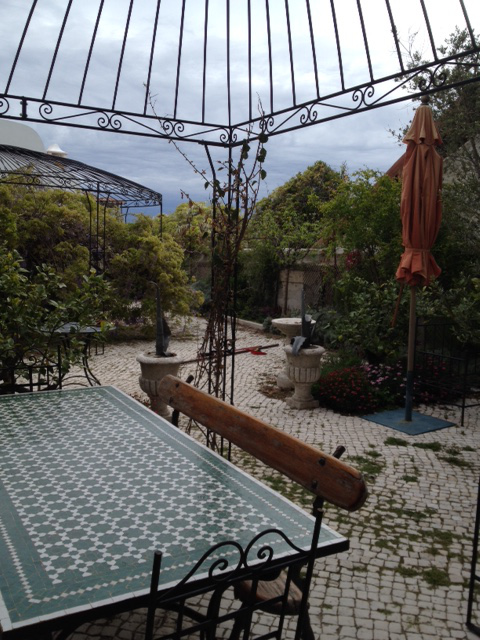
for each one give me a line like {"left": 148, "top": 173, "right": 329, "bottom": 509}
{"left": 319, "top": 169, "right": 403, "bottom": 287}
{"left": 0, "top": 184, "right": 92, "bottom": 286}
{"left": 394, "top": 28, "right": 479, "bottom": 163}
{"left": 393, "top": 29, "right": 480, "bottom": 212}
{"left": 108, "top": 215, "right": 203, "bottom": 321}
{"left": 385, "top": 28, "right": 480, "bottom": 345}
{"left": 163, "top": 201, "right": 212, "bottom": 280}
{"left": 309, "top": 169, "right": 405, "bottom": 361}
{"left": 0, "top": 183, "right": 204, "bottom": 324}
{"left": 248, "top": 206, "right": 322, "bottom": 314}
{"left": 0, "top": 243, "right": 111, "bottom": 389}
{"left": 256, "top": 160, "right": 343, "bottom": 222}
{"left": 235, "top": 241, "right": 279, "bottom": 322}
{"left": 315, "top": 162, "right": 480, "bottom": 360}
{"left": 422, "top": 30, "right": 478, "bottom": 168}
{"left": 248, "top": 161, "right": 342, "bottom": 314}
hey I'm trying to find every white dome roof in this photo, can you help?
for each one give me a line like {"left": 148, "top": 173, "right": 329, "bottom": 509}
{"left": 0, "top": 121, "right": 45, "bottom": 152}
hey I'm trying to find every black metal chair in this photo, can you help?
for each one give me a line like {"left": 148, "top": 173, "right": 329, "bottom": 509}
{"left": 228, "top": 446, "right": 347, "bottom": 640}
{"left": 145, "top": 531, "right": 319, "bottom": 640}
{"left": 0, "top": 346, "right": 62, "bottom": 394}
{"left": 230, "top": 566, "right": 314, "bottom": 640}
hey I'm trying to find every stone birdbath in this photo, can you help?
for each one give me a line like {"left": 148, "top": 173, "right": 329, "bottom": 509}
{"left": 284, "top": 343, "right": 325, "bottom": 409}
{"left": 271, "top": 317, "right": 316, "bottom": 389}
{"left": 282, "top": 293, "right": 324, "bottom": 409}
{"left": 137, "top": 285, "right": 182, "bottom": 419}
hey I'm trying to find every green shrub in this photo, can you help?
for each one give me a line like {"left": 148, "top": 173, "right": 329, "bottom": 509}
{"left": 315, "top": 275, "right": 409, "bottom": 363}
{"left": 0, "top": 245, "right": 112, "bottom": 387}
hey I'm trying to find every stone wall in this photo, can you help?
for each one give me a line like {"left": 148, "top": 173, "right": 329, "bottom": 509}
{"left": 277, "top": 260, "right": 338, "bottom": 314}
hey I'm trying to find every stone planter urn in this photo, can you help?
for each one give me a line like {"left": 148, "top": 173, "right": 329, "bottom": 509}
{"left": 272, "top": 318, "right": 316, "bottom": 389}
{"left": 284, "top": 344, "right": 325, "bottom": 409}
{"left": 137, "top": 352, "right": 183, "bottom": 419}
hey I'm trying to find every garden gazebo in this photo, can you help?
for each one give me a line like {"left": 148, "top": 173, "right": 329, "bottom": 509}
{"left": 0, "top": 143, "right": 162, "bottom": 272}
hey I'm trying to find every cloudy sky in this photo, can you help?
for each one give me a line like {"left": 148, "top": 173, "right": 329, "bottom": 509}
{"left": 1, "top": 0, "right": 479, "bottom": 213}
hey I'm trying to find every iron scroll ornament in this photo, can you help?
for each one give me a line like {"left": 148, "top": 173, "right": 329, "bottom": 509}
{"left": 1, "top": 54, "right": 478, "bottom": 148}
{"left": 0, "top": 345, "right": 65, "bottom": 394}
{"left": 152, "top": 527, "right": 307, "bottom": 600}
{"left": 0, "top": 96, "right": 9, "bottom": 116}
{"left": 352, "top": 84, "right": 376, "bottom": 108}
{"left": 145, "top": 528, "right": 314, "bottom": 640}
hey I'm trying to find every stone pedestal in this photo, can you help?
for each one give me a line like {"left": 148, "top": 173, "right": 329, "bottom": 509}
{"left": 137, "top": 352, "right": 182, "bottom": 418}
{"left": 284, "top": 345, "right": 325, "bottom": 409}
{"left": 272, "top": 318, "right": 316, "bottom": 390}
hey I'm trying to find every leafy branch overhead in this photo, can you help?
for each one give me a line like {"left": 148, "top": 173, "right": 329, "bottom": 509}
{"left": 393, "top": 28, "right": 480, "bottom": 179}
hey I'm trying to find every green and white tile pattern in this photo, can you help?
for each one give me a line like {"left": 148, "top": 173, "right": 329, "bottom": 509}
{"left": 0, "top": 386, "right": 345, "bottom": 633}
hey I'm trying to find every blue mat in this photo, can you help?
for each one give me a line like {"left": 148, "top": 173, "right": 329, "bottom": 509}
{"left": 362, "top": 409, "right": 456, "bottom": 435}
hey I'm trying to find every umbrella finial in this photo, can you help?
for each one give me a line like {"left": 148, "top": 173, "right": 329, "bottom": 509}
{"left": 420, "top": 94, "right": 430, "bottom": 105}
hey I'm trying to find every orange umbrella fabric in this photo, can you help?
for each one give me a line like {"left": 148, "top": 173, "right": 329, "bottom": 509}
{"left": 395, "top": 100, "right": 443, "bottom": 421}
{"left": 395, "top": 103, "right": 443, "bottom": 286}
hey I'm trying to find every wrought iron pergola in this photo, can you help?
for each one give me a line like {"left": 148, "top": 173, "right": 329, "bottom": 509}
{"left": 2, "top": 3, "right": 480, "bottom": 632}
{"left": 0, "top": 143, "right": 162, "bottom": 271}
{"left": 0, "top": 1, "right": 479, "bottom": 147}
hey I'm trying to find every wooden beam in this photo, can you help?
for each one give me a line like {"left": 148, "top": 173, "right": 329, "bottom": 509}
{"left": 157, "top": 375, "right": 367, "bottom": 512}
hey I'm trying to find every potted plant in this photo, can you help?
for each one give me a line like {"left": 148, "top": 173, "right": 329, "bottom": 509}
{"left": 137, "top": 284, "right": 183, "bottom": 418}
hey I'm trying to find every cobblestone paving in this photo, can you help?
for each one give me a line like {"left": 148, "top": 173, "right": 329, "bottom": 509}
{"left": 64, "top": 318, "right": 480, "bottom": 639}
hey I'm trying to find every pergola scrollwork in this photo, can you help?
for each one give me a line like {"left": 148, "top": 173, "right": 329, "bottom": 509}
{"left": 0, "top": 1, "right": 478, "bottom": 147}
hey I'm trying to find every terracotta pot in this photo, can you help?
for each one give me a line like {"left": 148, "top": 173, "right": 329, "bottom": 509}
{"left": 284, "top": 345, "right": 325, "bottom": 409}
{"left": 137, "top": 352, "right": 183, "bottom": 418}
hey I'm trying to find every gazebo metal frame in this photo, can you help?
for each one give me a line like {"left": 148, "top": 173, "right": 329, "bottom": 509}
{"left": 0, "top": 1, "right": 478, "bottom": 147}
{"left": 0, "top": 143, "right": 162, "bottom": 272}
{"left": 1, "top": 1, "right": 480, "bottom": 633}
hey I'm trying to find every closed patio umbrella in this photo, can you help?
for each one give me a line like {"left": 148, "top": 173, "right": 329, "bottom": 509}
{"left": 395, "top": 96, "right": 443, "bottom": 421}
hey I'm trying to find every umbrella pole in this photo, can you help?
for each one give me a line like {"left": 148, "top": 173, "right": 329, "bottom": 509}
{"left": 405, "top": 286, "right": 416, "bottom": 421}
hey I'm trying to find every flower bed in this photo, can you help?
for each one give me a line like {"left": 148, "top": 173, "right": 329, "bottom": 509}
{"left": 311, "top": 358, "right": 463, "bottom": 415}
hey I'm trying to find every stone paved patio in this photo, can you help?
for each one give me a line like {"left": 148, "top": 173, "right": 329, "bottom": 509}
{"left": 64, "top": 317, "right": 480, "bottom": 639}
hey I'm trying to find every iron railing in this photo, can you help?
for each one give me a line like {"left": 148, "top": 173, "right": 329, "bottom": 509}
{"left": 415, "top": 319, "right": 480, "bottom": 425}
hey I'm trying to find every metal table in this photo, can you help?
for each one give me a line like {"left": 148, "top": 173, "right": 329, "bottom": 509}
{"left": 0, "top": 387, "right": 348, "bottom": 638}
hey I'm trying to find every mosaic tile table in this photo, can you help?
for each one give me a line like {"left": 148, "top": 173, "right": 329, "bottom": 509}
{"left": 0, "top": 386, "right": 348, "bottom": 638}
